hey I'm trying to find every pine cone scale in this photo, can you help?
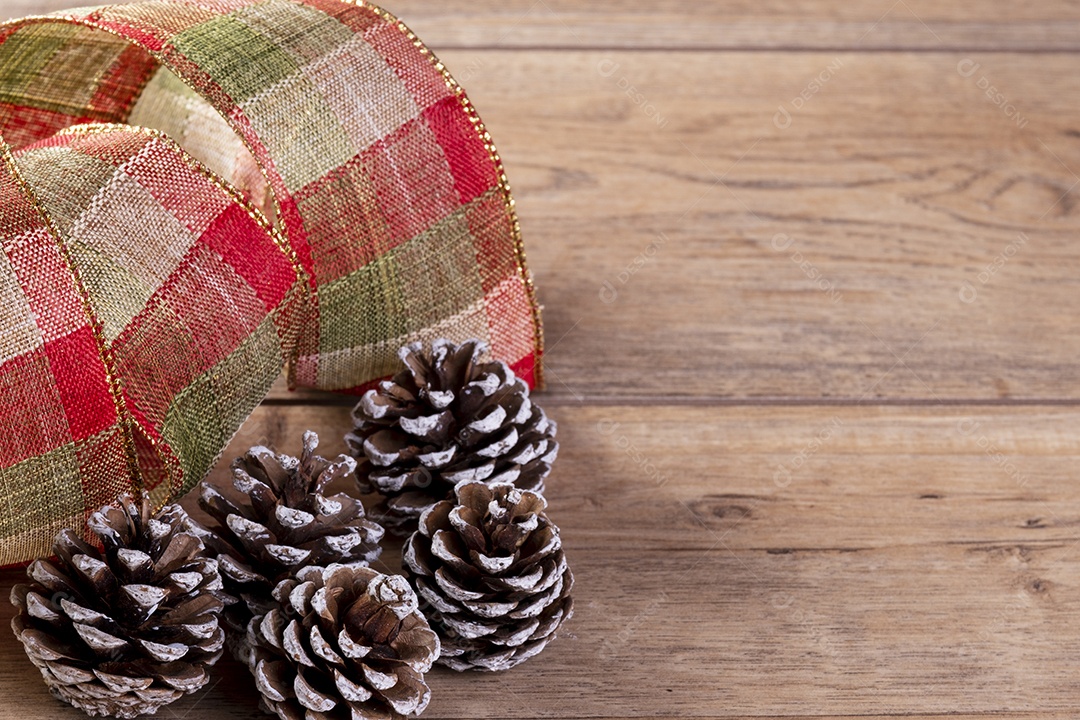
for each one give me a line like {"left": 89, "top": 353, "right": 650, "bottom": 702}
{"left": 397, "top": 411, "right": 453, "bottom": 440}
{"left": 252, "top": 659, "right": 288, "bottom": 701}
{"left": 48, "top": 661, "right": 96, "bottom": 684}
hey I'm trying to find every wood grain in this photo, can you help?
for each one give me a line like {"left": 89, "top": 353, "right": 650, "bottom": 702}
{"left": 393, "top": 0, "right": 1080, "bottom": 52}
{"left": 198, "top": 404, "right": 1080, "bottom": 554}
{"left": 6, "top": 0, "right": 1080, "bottom": 51}
{"left": 412, "top": 49, "right": 1080, "bottom": 403}
{"left": 2, "top": 1, "right": 1080, "bottom": 718}
{"left": 5, "top": 405, "right": 1080, "bottom": 718}
{"left": 4, "top": 542, "right": 1080, "bottom": 717}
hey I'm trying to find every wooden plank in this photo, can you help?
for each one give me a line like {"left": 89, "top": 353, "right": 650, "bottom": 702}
{"left": 202, "top": 404, "right": 1080, "bottom": 554}
{"left": 431, "top": 49, "right": 1080, "bottom": 402}
{"left": 5, "top": 0, "right": 1080, "bottom": 51}
{"left": 391, "top": 0, "right": 1080, "bottom": 52}
{"left": 2, "top": 404, "right": 1080, "bottom": 717}
{"left": 1, "top": 596, "right": 1077, "bottom": 720}
{"left": 3, "top": 541, "right": 1080, "bottom": 719}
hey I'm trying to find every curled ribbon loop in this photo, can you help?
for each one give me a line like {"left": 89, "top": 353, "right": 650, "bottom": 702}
{"left": 0, "top": 0, "right": 543, "bottom": 565}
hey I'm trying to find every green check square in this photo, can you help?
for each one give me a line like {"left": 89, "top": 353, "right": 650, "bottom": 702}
{"left": 0, "top": 24, "right": 80, "bottom": 107}
{"left": 395, "top": 207, "right": 486, "bottom": 332}
{"left": 319, "top": 257, "right": 407, "bottom": 353}
{"left": 208, "top": 315, "right": 282, "bottom": 435}
{"left": 162, "top": 373, "right": 225, "bottom": 490}
{"left": 172, "top": 15, "right": 300, "bottom": 103}
{"left": 15, "top": 149, "right": 118, "bottom": 235}
{"left": 0, "top": 444, "right": 81, "bottom": 540}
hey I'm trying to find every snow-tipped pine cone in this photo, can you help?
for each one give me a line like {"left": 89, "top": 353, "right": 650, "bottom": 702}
{"left": 403, "top": 481, "right": 573, "bottom": 671}
{"left": 346, "top": 339, "right": 558, "bottom": 534}
{"left": 191, "top": 431, "right": 384, "bottom": 638}
{"left": 247, "top": 564, "right": 440, "bottom": 720}
{"left": 10, "top": 494, "right": 228, "bottom": 718}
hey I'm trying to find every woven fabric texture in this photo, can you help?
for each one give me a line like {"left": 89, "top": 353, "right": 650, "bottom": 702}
{"left": 0, "top": 0, "right": 543, "bottom": 565}
{"left": 0, "top": 125, "right": 303, "bottom": 565}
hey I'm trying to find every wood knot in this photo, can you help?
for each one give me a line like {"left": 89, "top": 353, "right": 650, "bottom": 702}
{"left": 710, "top": 504, "right": 753, "bottom": 519}
{"left": 686, "top": 495, "right": 764, "bottom": 525}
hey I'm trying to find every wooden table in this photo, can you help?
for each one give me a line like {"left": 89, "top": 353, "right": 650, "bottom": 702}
{"left": 3, "top": 1, "right": 1080, "bottom": 718}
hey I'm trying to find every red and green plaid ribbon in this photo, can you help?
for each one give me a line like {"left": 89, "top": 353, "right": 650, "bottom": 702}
{"left": 0, "top": 0, "right": 543, "bottom": 565}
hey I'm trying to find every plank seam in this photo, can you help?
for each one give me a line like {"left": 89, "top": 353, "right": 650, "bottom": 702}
{"left": 261, "top": 397, "right": 1080, "bottom": 408}
{"left": 425, "top": 45, "right": 1080, "bottom": 54}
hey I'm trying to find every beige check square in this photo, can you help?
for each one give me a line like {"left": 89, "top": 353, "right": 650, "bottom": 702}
{"left": 0, "top": 247, "right": 43, "bottom": 366}
{"left": 241, "top": 70, "right": 354, "bottom": 192}
{"left": 68, "top": 170, "right": 199, "bottom": 341}
{"left": 302, "top": 34, "right": 420, "bottom": 155}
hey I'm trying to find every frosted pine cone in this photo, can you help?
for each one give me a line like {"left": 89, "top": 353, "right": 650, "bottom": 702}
{"left": 403, "top": 481, "right": 573, "bottom": 671}
{"left": 247, "top": 564, "right": 439, "bottom": 720}
{"left": 347, "top": 339, "right": 558, "bottom": 535}
{"left": 10, "top": 494, "right": 228, "bottom": 718}
{"left": 192, "top": 431, "right": 384, "bottom": 638}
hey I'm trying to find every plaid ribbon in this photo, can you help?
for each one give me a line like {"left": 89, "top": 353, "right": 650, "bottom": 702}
{"left": 0, "top": 0, "right": 543, "bottom": 565}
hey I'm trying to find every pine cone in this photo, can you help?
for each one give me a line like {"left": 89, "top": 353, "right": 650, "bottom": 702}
{"left": 192, "top": 431, "right": 384, "bottom": 638}
{"left": 403, "top": 481, "right": 573, "bottom": 672}
{"left": 247, "top": 564, "right": 439, "bottom": 720}
{"left": 10, "top": 494, "right": 227, "bottom": 718}
{"left": 346, "top": 339, "right": 558, "bottom": 534}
